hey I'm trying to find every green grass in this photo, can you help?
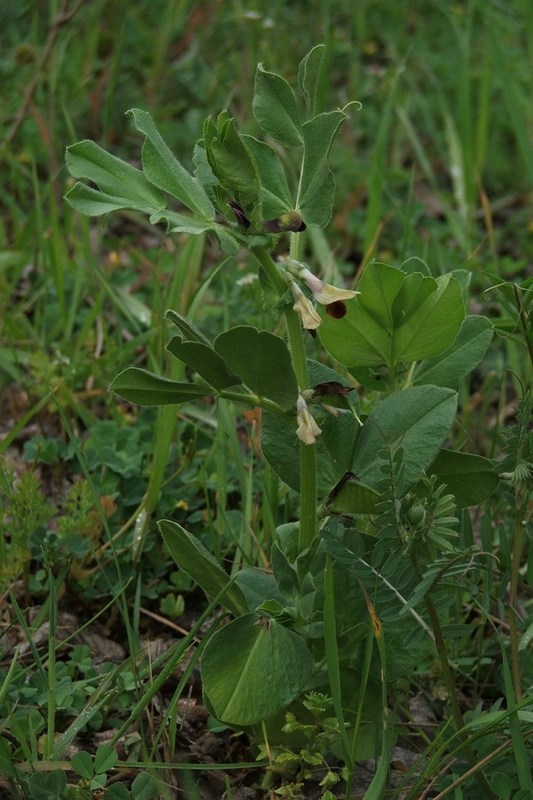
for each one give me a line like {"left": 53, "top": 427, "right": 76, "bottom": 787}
{"left": 1, "top": 1, "right": 532, "bottom": 798}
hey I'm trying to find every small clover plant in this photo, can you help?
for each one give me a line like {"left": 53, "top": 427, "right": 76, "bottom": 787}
{"left": 65, "top": 46, "right": 501, "bottom": 793}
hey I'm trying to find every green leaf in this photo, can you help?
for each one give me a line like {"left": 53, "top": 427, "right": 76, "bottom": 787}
{"left": 392, "top": 270, "right": 436, "bottom": 325}
{"left": 430, "top": 449, "right": 498, "bottom": 507}
{"left": 130, "top": 773, "right": 161, "bottom": 800}
{"left": 166, "top": 337, "right": 241, "bottom": 389}
{"left": 128, "top": 108, "right": 215, "bottom": 218}
{"left": 414, "top": 315, "right": 493, "bottom": 388}
{"left": 193, "top": 140, "right": 218, "bottom": 196}
{"left": 165, "top": 309, "right": 212, "bottom": 345}
{"left": 102, "top": 784, "right": 130, "bottom": 800}
{"left": 234, "top": 567, "right": 288, "bottom": 610}
{"left": 202, "top": 613, "right": 312, "bottom": 725}
{"left": 449, "top": 268, "right": 472, "bottom": 300}
{"left": 241, "top": 135, "right": 293, "bottom": 218}
{"left": 298, "top": 45, "right": 325, "bottom": 119}
{"left": 71, "top": 750, "right": 94, "bottom": 779}
{"left": 253, "top": 64, "right": 303, "bottom": 147}
{"left": 110, "top": 367, "right": 210, "bottom": 405}
{"left": 65, "top": 140, "right": 164, "bottom": 215}
{"left": 0, "top": 737, "right": 16, "bottom": 778}
{"left": 392, "top": 273, "right": 465, "bottom": 363}
{"left": 271, "top": 543, "right": 299, "bottom": 597}
{"left": 25, "top": 771, "right": 67, "bottom": 800}
{"left": 159, "top": 520, "right": 248, "bottom": 617}
{"left": 319, "top": 264, "right": 465, "bottom": 368}
{"left": 93, "top": 744, "right": 117, "bottom": 775}
{"left": 214, "top": 326, "right": 298, "bottom": 410}
{"left": 297, "top": 110, "right": 347, "bottom": 227}
{"left": 64, "top": 182, "right": 143, "bottom": 216}
{"left": 352, "top": 386, "right": 458, "bottom": 492}
{"left": 325, "top": 472, "right": 380, "bottom": 516}
{"left": 206, "top": 112, "right": 261, "bottom": 212}
{"left": 150, "top": 208, "right": 240, "bottom": 253}
{"left": 149, "top": 209, "right": 217, "bottom": 235}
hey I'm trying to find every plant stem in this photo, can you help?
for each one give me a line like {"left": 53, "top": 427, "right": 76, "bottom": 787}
{"left": 219, "top": 390, "right": 288, "bottom": 418}
{"left": 253, "top": 246, "right": 317, "bottom": 552}
{"left": 411, "top": 553, "right": 496, "bottom": 799}
{"left": 386, "top": 361, "right": 397, "bottom": 394}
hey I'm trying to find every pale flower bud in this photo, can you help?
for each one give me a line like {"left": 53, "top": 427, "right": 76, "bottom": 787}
{"left": 296, "top": 394, "right": 322, "bottom": 445}
{"left": 291, "top": 282, "right": 322, "bottom": 330}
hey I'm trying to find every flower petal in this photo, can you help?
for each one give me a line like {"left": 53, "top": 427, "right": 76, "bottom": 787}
{"left": 299, "top": 267, "right": 359, "bottom": 305}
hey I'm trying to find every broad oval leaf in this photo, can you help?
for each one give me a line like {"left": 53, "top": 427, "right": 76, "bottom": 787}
{"left": 214, "top": 326, "right": 298, "bottom": 410}
{"left": 166, "top": 338, "right": 241, "bottom": 390}
{"left": 110, "top": 367, "right": 210, "bottom": 405}
{"left": 202, "top": 613, "right": 312, "bottom": 725}
{"left": 392, "top": 273, "right": 465, "bottom": 363}
{"left": 429, "top": 449, "right": 498, "bottom": 507}
{"left": 253, "top": 65, "right": 303, "bottom": 148}
{"left": 319, "top": 263, "right": 404, "bottom": 367}
{"left": 414, "top": 315, "right": 493, "bottom": 389}
{"left": 159, "top": 520, "right": 248, "bottom": 617}
{"left": 70, "top": 751, "right": 93, "bottom": 780}
{"left": 352, "top": 385, "right": 458, "bottom": 493}
{"left": 93, "top": 745, "right": 118, "bottom": 775}
{"left": 234, "top": 568, "right": 288, "bottom": 611}
{"left": 325, "top": 472, "right": 380, "bottom": 516}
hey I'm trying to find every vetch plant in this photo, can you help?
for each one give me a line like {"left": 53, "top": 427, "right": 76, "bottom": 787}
{"left": 65, "top": 46, "right": 512, "bottom": 795}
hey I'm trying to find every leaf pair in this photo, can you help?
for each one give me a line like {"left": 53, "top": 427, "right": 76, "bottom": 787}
{"left": 111, "top": 312, "right": 298, "bottom": 414}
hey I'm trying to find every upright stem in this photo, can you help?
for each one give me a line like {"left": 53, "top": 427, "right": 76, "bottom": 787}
{"left": 253, "top": 246, "right": 317, "bottom": 552}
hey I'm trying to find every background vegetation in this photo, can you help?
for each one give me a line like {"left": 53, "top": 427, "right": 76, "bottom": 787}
{"left": 1, "top": 1, "right": 531, "bottom": 798}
